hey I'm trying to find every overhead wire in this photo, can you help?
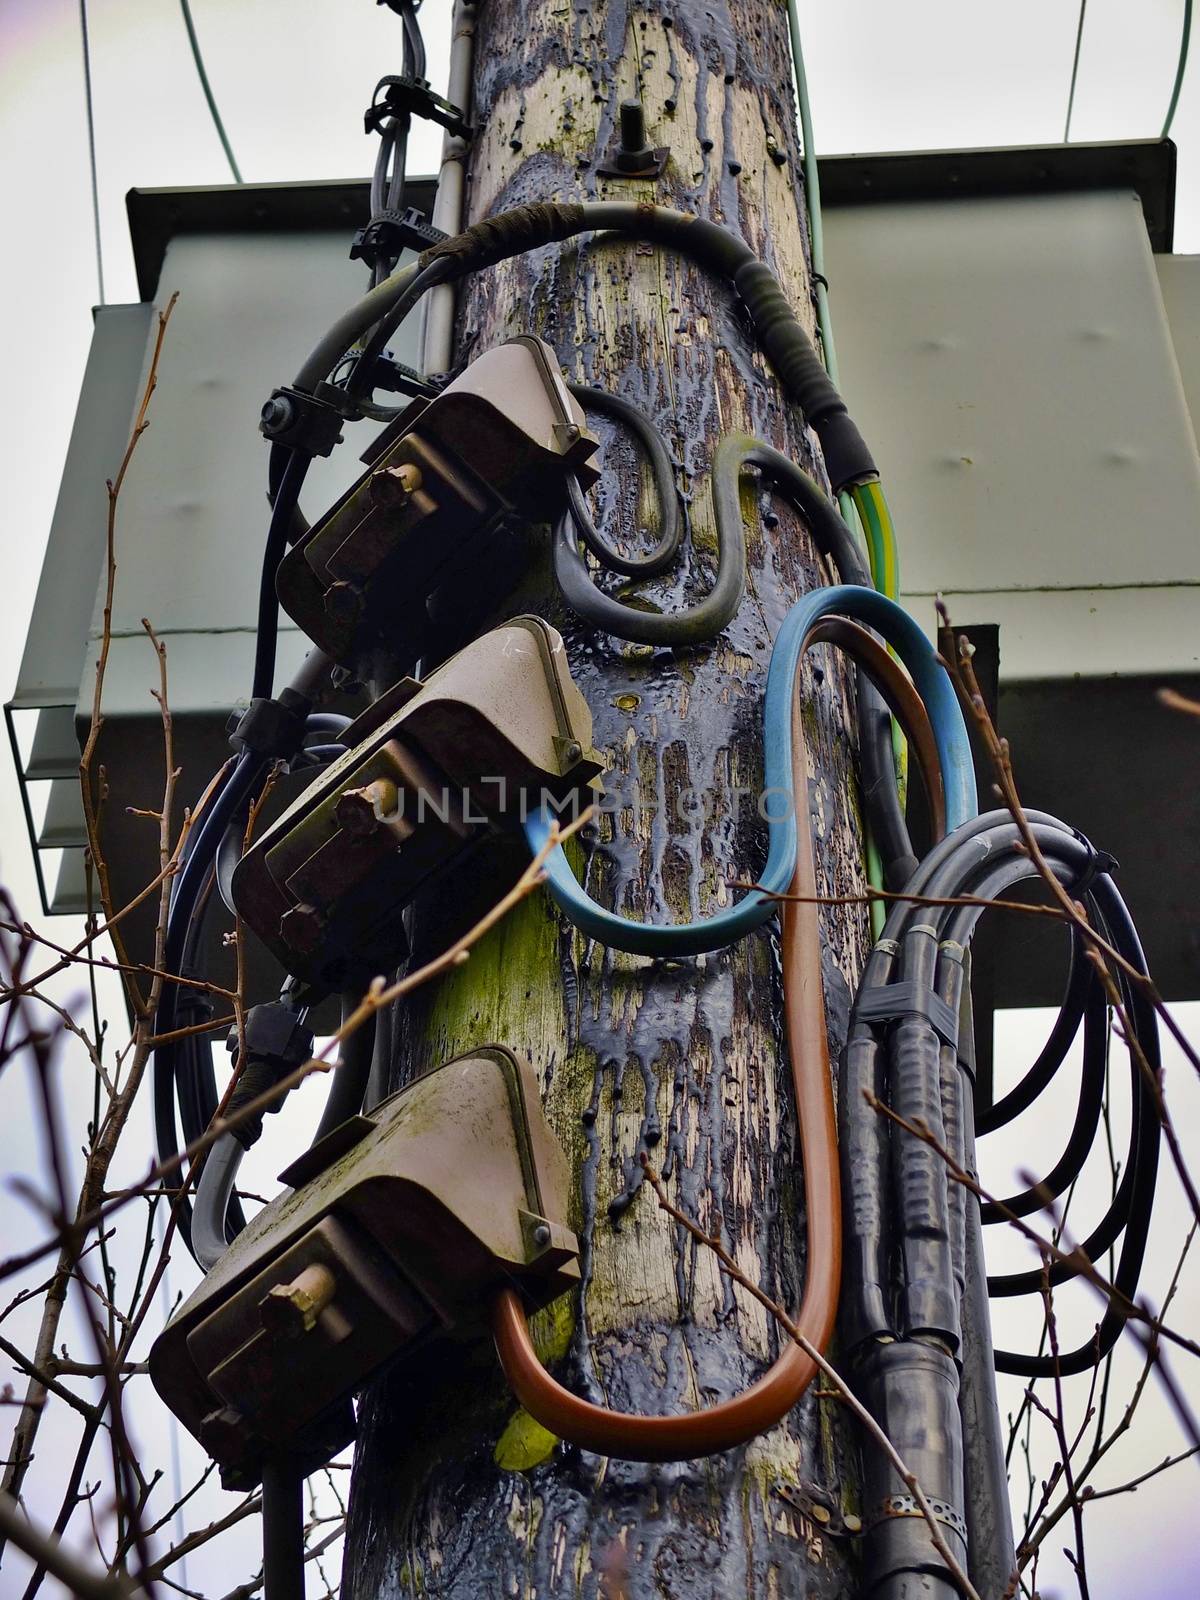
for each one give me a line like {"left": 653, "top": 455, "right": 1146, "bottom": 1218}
{"left": 1163, "top": 0, "right": 1194, "bottom": 137}
{"left": 1064, "top": 0, "right": 1089, "bottom": 142}
{"left": 78, "top": 0, "right": 105, "bottom": 305}
{"left": 178, "top": 0, "right": 243, "bottom": 184}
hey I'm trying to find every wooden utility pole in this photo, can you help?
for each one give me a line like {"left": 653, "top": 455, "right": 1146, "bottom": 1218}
{"left": 344, "top": 2, "right": 870, "bottom": 1592}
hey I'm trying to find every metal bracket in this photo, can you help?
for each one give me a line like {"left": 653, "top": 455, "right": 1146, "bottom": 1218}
{"left": 596, "top": 99, "right": 669, "bottom": 180}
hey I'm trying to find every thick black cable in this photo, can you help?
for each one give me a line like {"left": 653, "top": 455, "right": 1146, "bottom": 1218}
{"left": 261, "top": 1464, "right": 304, "bottom": 1600}
{"left": 178, "top": 0, "right": 243, "bottom": 184}
{"left": 842, "top": 811, "right": 1161, "bottom": 1374}
{"left": 324, "top": 202, "right": 874, "bottom": 489}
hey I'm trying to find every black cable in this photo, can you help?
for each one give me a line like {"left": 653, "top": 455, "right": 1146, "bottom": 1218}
{"left": 253, "top": 451, "right": 312, "bottom": 701}
{"left": 179, "top": 0, "right": 243, "bottom": 183}
{"left": 153, "top": 753, "right": 264, "bottom": 1252}
{"left": 563, "top": 386, "right": 683, "bottom": 576}
{"left": 346, "top": 254, "right": 453, "bottom": 399}
{"left": 78, "top": 1, "right": 104, "bottom": 305}
{"left": 926, "top": 829, "right": 1160, "bottom": 1374}
{"left": 261, "top": 1463, "right": 304, "bottom": 1600}
{"left": 313, "top": 1003, "right": 377, "bottom": 1144}
{"left": 981, "top": 970, "right": 1106, "bottom": 1221}
{"left": 975, "top": 928, "right": 1092, "bottom": 1134}
{"left": 843, "top": 811, "right": 1161, "bottom": 1376}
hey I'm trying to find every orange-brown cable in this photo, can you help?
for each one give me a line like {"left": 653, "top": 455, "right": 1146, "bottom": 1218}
{"left": 490, "top": 621, "right": 943, "bottom": 1459}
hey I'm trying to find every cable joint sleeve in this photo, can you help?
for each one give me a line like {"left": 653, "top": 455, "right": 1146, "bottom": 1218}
{"left": 417, "top": 200, "right": 587, "bottom": 274}
{"left": 732, "top": 260, "right": 876, "bottom": 489}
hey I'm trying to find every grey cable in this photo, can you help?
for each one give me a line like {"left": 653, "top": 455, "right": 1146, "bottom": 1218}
{"left": 192, "top": 1132, "right": 244, "bottom": 1272}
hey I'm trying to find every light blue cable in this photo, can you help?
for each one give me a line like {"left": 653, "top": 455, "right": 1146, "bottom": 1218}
{"left": 525, "top": 586, "right": 978, "bottom": 956}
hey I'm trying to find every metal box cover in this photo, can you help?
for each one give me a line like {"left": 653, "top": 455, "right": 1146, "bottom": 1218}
{"left": 149, "top": 1045, "right": 579, "bottom": 1477}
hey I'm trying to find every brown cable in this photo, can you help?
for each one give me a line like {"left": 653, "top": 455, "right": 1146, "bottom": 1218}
{"left": 805, "top": 616, "right": 946, "bottom": 841}
{"left": 490, "top": 621, "right": 943, "bottom": 1459}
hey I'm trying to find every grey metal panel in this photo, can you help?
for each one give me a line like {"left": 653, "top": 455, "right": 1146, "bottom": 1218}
{"left": 47, "top": 849, "right": 90, "bottom": 917}
{"left": 36, "top": 780, "right": 87, "bottom": 849}
{"left": 1157, "top": 254, "right": 1200, "bottom": 443}
{"left": 78, "top": 229, "right": 422, "bottom": 713}
{"left": 9, "top": 303, "right": 154, "bottom": 708}
{"left": 126, "top": 176, "right": 437, "bottom": 301}
{"left": 817, "top": 139, "right": 1175, "bottom": 251}
{"left": 823, "top": 191, "right": 1200, "bottom": 601}
{"left": 23, "top": 706, "right": 80, "bottom": 779}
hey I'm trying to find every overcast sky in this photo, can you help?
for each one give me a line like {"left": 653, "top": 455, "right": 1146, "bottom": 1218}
{"left": 0, "top": 3, "right": 1197, "bottom": 1597}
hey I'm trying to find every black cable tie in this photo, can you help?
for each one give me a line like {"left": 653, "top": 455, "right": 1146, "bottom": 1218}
{"left": 855, "top": 981, "right": 960, "bottom": 1047}
{"left": 1066, "top": 830, "right": 1119, "bottom": 900}
{"left": 349, "top": 206, "right": 449, "bottom": 269}
{"left": 174, "top": 969, "right": 216, "bottom": 1024}
{"left": 226, "top": 1004, "right": 315, "bottom": 1151}
{"left": 811, "top": 272, "right": 830, "bottom": 290}
{"left": 364, "top": 74, "right": 472, "bottom": 141}
{"left": 228, "top": 689, "right": 309, "bottom": 762}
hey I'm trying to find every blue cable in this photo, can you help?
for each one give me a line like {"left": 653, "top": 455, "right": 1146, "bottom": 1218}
{"left": 525, "top": 585, "right": 977, "bottom": 957}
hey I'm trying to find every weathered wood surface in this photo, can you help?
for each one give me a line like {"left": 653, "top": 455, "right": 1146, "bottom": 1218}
{"left": 345, "top": 3, "right": 870, "bottom": 1594}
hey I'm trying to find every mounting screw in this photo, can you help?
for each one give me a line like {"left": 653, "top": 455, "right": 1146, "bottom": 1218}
{"left": 369, "top": 460, "right": 423, "bottom": 509}
{"left": 260, "top": 1263, "right": 338, "bottom": 1338}
{"left": 335, "top": 778, "right": 399, "bottom": 837}
{"left": 533, "top": 1223, "right": 552, "bottom": 1247}
{"left": 616, "top": 98, "right": 653, "bottom": 173}
{"left": 323, "top": 579, "right": 364, "bottom": 624}
{"left": 279, "top": 902, "right": 324, "bottom": 954}
{"left": 563, "top": 740, "right": 583, "bottom": 765}
{"left": 259, "top": 395, "right": 295, "bottom": 436}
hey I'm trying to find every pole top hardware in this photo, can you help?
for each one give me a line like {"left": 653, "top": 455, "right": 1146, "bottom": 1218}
{"left": 364, "top": 74, "right": 473, "bottom": 143}
{"left": 231, "top": 616, "right": 602, "bottom": 992}
{"left": 276, "top": 335, "right": 599, "bottom": 665}
{"left": 149, "top": 1046, "right": 580, "bottom": 1488}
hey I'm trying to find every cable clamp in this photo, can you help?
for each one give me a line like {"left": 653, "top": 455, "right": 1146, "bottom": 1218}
{"left": 259, "top": 386, "right": 344, "bottom": 457}
{"left": 855, "top": 981, "right": 959, "bottom": 1047}
{"left": 225, "top": 1003, "right": 315, "bottom": 1151}
{"left": 865, "top": 1493, "right": 967, "bottom": 1542}
{"left": 349, "top": 205, "right": 449, "bottom": 269}
{"left": 228, "top": 690, "right": 309, "bottom": 762}
{"left": 365, "top": 75, "right": 473, "bottom": 141}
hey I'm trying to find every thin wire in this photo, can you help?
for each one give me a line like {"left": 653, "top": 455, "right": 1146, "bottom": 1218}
{"left": 1162, "top": 0, "right": 1194, "bottom": 137}
{"left": 1064, "top": 0, "right": 1088, "bottom": 142}
{"left": 78, "top": 0, "right": 104, "bottom": 304}
{"left": 179, "top": 0, "right": 243, "bottom": 183}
